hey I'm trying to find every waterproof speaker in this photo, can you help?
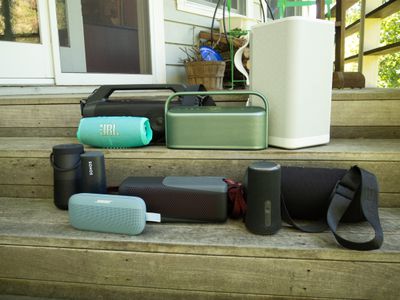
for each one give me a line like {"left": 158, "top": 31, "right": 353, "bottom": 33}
{"left": 165, "top": 91, "right": 268, "bottom": 149}
{"left": 118, "top": 176, "right": 228, "bottom": 222}
{"left": 69, "top": 193, "right": 147, "bottom": 235}
{"left": 80, "top": 151, "right": 107, "bottom": 194}
{"left": 245, "top": 161, "right": 281, "bottom": 235}
{"left": 77, "top": 116, "right": 152, "bottom": 148}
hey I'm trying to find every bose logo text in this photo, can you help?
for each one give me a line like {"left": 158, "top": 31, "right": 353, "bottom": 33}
{"left": 96, "top": 200, "right": 112, "bottom": 204}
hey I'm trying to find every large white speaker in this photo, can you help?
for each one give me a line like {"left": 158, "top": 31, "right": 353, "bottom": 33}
{"left": 250, "top": 17, "right": 335, "bottom": 149}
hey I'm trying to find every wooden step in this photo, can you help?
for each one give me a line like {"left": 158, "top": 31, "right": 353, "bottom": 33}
{"left": 331, "top": 88, "right": 400, "bottom": 139}
{"left": 0, "top": 197, "right": 399, "bottom": 300}
{"left": 1, "top": 88, "right": 399, "bottom": 139}
{"left": 0, "top": 137, "right": 399, "bottom": 207}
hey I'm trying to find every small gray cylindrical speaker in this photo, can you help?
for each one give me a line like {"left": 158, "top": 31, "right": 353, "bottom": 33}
{"left": 245, "top": 161, "right": 281, "bottom": 235}
{"left": 80, "top": 151, "right": 107, "bottom": 194}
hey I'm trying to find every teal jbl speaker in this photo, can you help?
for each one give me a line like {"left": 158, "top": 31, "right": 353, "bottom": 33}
{"left": 77, "top": 116, "right": 152, "bottom": 148}
{"left": 69, "top": 193, "right": 160, "bottom": 235}
{"left": 165, "top": 91, "right": 268, "bottom": 149}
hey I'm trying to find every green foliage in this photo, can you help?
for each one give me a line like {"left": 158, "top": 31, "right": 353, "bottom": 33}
{"left": 227, "top": 28, "right": 248, "bottom": 38}
{"left": 378, "top": 53, "right": 400, "bottom": 88}
{"left": 378, "top": 12, "right": 400, "bottom": 88}
{"left": 344, "top": 4, "right": 399, "bottom": 88}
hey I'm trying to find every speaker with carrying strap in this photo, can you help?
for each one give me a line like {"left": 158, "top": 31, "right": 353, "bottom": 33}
{"left": 280, "top": 165, "right": 383, "bottom": 251}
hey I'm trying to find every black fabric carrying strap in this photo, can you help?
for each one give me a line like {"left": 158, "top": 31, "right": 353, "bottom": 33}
{"left": 327, "top": 166, "right": 383, "bottom": 250}
{"left": 282, "top": 166, "right": 383, "bottom": 250}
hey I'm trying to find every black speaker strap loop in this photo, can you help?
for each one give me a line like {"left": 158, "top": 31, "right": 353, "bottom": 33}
{"left": 281, "top": 195, "right": 328, "bottom": 233}
{"left": 327, "top": 166, "right": 384, "bottom": 251}
{"left": 49, "top": 152, "right": 81, "bottom": 172}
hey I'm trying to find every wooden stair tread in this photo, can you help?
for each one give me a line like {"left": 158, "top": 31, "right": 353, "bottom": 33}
{"left": 0, "top": 197, "right": 399, "bottom": 261}
{"left": 0, "top": 137, "right": 399, "bottom": 161}
{"left": 1, "top": 88, "right": 399, "bottom": 139}
{"left": 0, "top": 137, "right": 399, "bottom": 208}
{"left": 0, "top": 88, "right": 399, "bottom": 104}
{"left": 1, "top": 197, "right": 399, "bottom": 299}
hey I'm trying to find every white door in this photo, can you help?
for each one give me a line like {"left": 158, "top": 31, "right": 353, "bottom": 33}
{"left": 48, "top": 0, "right": 166, "bottom": 85}
{"left": 0, "top": 0, "right": 166, "bottom": 85}
{"left": 58, "top": 0, "right": 87, "bottom": 73}
{"left": 0, "top": 0, "right": 54, "bottom": 84}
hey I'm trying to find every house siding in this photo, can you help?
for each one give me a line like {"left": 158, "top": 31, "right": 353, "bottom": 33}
{"left": 163, "top": 0, "right": 262, "bottom": 84}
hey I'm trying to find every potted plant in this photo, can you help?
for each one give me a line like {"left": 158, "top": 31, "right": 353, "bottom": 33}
{"left": 180, "top": 45, "right": 226, "bottom": 90}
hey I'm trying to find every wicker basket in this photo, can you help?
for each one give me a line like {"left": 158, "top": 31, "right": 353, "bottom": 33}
{"left": 184, "top": 61, "right": 226, "bottom": 90}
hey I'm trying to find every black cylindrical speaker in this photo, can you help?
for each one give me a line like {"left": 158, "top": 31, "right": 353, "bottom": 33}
{"left": 245, "top": 161, "right": 281, "bottom": 235}
{"left": 80, "top": 151, "right": 107, "bottom": 194}
{"left": 50, "top": 144, "right": 84, "bottom": 210}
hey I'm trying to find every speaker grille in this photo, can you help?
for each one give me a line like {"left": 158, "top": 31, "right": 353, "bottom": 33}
{"left": 70, "top": 202, "right": 145, "bottom": 235}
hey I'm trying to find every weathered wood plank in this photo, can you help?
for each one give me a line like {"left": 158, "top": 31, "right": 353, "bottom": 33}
{"left": 1, "top": 186, "right": 398, "bottom": 208}
{"left": 0, "top": 155, "right": 398, "bottom": 193}
{"left": 0, "top": 278, "right": 355, "bottom": 300}
{"left": 331, "top": 126, "right": 400, "bottom": 139}
{"left": 0, "top": 137, "right": 399, "bottom": 161}
{"left": 0, "top": 198, "right": 399, "bottom": 262}
{"left": 331, "top": 88, "right": 400, "bottom": 100}
{"left": 0, "top": 104, "right": 81, "bottom": 128}
{"left": 0, "top": 244, "right": 399, "bottom": 300}
{"left": 0, "top": 128, "right": 77, "bottom": 137}
{"left": 0, "top": 138, "right": 398, "bottom": 200}
{"left": 331, "top": 100, "right": 400, "bottom": 126}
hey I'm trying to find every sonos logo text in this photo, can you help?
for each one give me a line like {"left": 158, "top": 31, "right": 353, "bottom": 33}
{"left": 100, "top": 123, "right": 119, "bottom": 136}
{"left": 88, "top": 161, "right": 94, "bottom": 176}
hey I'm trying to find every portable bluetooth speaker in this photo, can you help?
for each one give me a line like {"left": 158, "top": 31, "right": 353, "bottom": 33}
{"left": 80, "top": 151, "right": 107, "bottom": 194}
{"left": 165, "top": 90, "right": 268, "bottom": 149}
{"left": 69, "top": 193, "right": 160, "bottom": 235}
{"left": 50, "top": 143, "right": 84, "bottom": 210}
{"left": 77, "top": 116, "right": 152, "bottom": 148}
{"left": 118, "top": 176, "right": 228, "bottom": 222}
{"left": 80, "top": 84, "right": 216, "bottom": 143}
{"left": 245, "top": 161, "right": 281, "bottom": 235}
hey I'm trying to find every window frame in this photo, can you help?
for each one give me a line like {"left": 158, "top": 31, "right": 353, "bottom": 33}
{"left": 176, "top": 0, "right": 255, "bottom": 18}
{"left": 48, "top": 0, "right": 166, "bottom": 85}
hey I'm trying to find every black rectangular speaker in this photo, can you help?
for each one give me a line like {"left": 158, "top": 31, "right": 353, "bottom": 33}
{"left": 118, "top": 176, "right": 228, "bottom": 222}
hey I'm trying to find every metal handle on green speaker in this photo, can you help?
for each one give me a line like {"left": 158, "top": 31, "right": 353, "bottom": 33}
{"left": 165, "top": 90, "right": 268, "bottom": 112}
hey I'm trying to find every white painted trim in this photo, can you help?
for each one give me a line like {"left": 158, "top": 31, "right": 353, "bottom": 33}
{"left": 0, "top": 0, "right": 54, "bottom": 80}
{"left": 148, "top": 0, "right": 166, "bottom": 83}
{"left": 177, "top": 0, "right": 252, "bottom": 18}
{"left": 0, "top": 86, "right": 97, "bottom": 96}
{"left": 48, "top": 0, "right": 166, "bottom": 85}
{"left": 0, "top": 78, "right": 55, "bottom": 85}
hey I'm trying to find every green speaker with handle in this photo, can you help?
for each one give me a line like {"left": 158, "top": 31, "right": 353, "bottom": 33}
{"left": 165, "top": 90, "right": 268, "bottom": 149}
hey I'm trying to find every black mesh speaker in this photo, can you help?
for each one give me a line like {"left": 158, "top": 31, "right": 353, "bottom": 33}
{"left": 118, "top": 176, "right": 228, "bottom": 222}
{"left": 245, "top": 161, "right": 281, "bottom": 235}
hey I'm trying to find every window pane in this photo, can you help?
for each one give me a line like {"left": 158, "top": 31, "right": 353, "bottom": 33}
{"left": 56, "top": 0, "right": 152, "bottom": 74}
{"left": 191, "top": 0, "right": 246, "bottom": 15}
{"left": 0, "top": 0, "right": 40, "bottom": 44}
{"left": 56, "top": 0, "right": 69, "bottom": 47}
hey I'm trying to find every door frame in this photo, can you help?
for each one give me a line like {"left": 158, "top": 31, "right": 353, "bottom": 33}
{"left": 0, "top": 0, "right": 166, "bottom": 86}
{"left": 0, "top": 0, "right": 54, "bottom": 85}
{"left": 48, "top": 0, "right": 166, "bottom": 85}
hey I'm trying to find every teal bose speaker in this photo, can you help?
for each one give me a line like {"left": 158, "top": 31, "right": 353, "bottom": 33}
{"left": 69, "top": 193, "right": 160, "bottom": 235}
{"left": 77, "top": 116, "right": 152, "bottom": 148}
{"left": 165, "top": 91, "right": 268, "bottom": 149}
